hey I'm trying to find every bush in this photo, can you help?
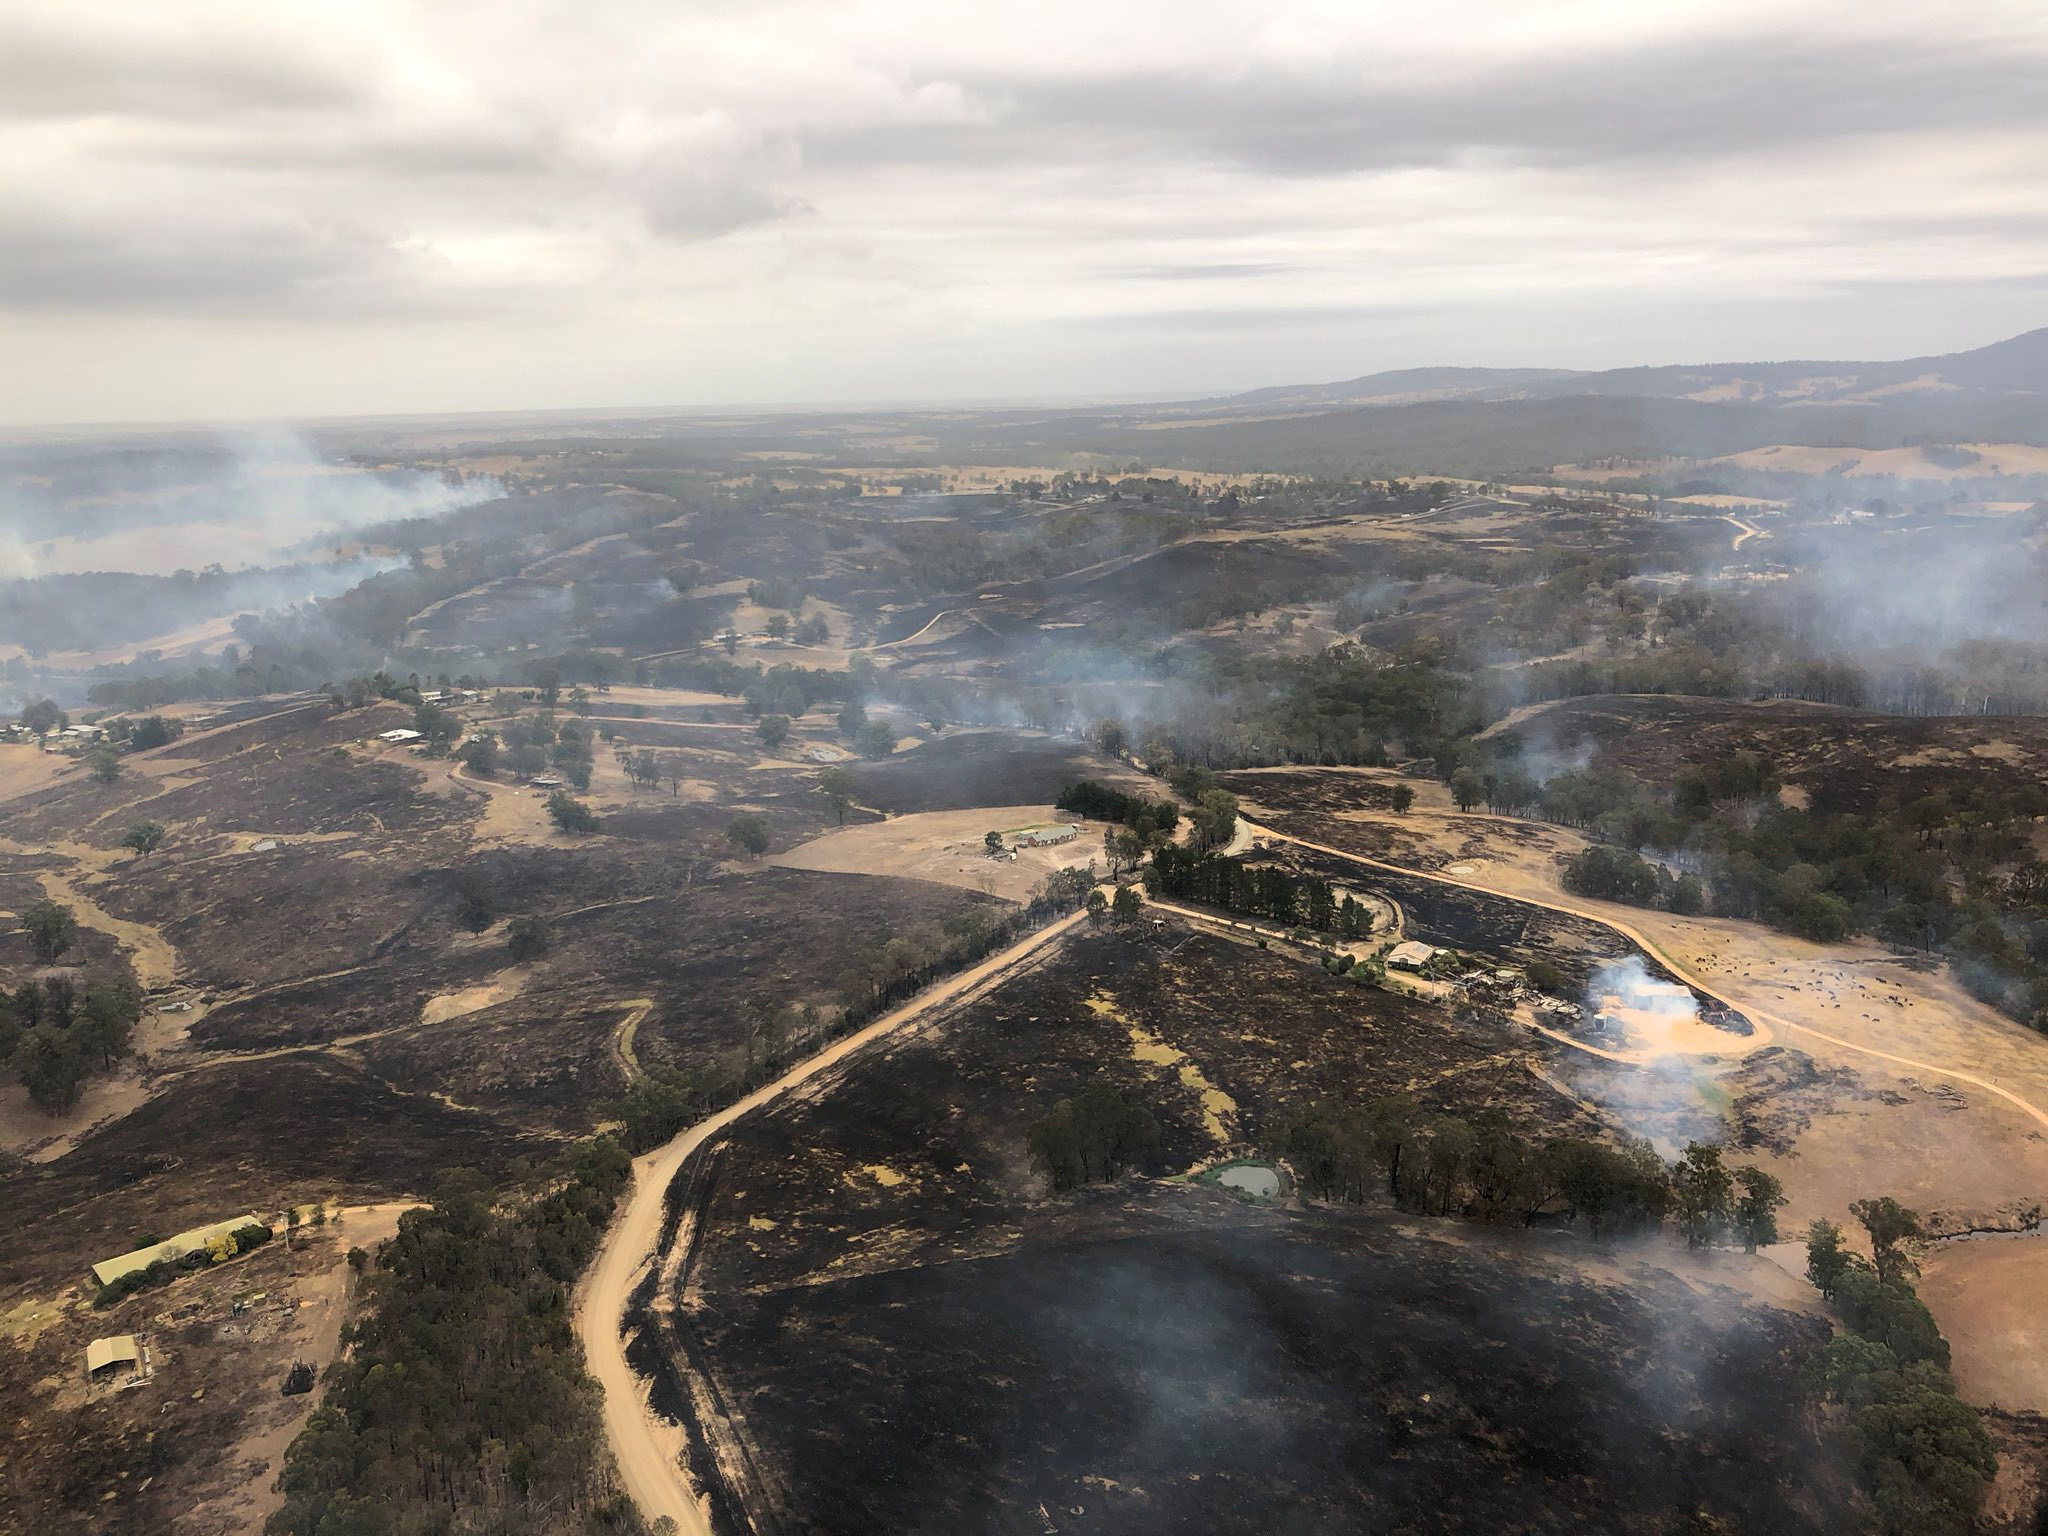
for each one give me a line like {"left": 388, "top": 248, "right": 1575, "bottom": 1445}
{"left": 506, "top": 916, "right": 550, "bottom": 963}
{"left": 545, "top": 791, "right": 597, "bottom": 835}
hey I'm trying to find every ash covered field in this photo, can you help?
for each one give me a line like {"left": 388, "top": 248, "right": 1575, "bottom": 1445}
{"left": 655, "top": 924, "right": 1855, "bottom": 1536}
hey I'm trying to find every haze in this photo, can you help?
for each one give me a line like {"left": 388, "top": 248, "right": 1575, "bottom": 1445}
{"left": 5, "top": 0, "right": 2048, "bottom": 424}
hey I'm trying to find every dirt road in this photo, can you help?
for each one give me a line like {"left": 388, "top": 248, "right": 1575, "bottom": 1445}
{"left": 575, "top": 907, "right": 1091, "bottom": 1534}
{"left": 1247, "top": 819, "right": 2048, "bottom": 1134}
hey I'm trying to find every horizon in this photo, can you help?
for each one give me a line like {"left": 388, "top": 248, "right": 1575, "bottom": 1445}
{"left": 4, "top": 317, "right": 2042, "bottom": 437}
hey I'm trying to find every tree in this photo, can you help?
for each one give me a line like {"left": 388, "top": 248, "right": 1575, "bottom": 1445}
{"left": 454, "top": 876, "right": 493, "bottom": 934}
{"left": 1112, "top": 885, "right": 1141, "bottom": 925}
{"left": 545, "top": 791, "right": 598, "bottom": 835}
{"left": 1093, "top": 718, "right": 1127, "bottom": 760}
{"left": 1805, "top": 1218, "right": 1855, "bottom": 1300}
{"left": 128, "top": 715, "right": 181, "bottom": 750}
{"left": 818, "top": 766, "right": 856, "bottom": 825}
{"left": 1390, "top": 783, "right": 1415, "bottom": 814}
{"left": 506, "top": 916, "right": 550, "bottom": 963}
{"left": 17, "top": 1025, "right": 86, "bottom": 1112}
{"left": 1449, "top": 767, "right": 1485, "bottom": 813}
{"left": 568, "top": 686, "right": 591, "bottom": 716}
{"left": 1189, "top": 788, "right": 1238, "bottom": 850}
{"left": 1852, "top": 1196, "right": 1928, "bottom": 1284}
{"left": 985, "top": 830, "right": 1004, "bottom": 856}
{"left": 1672, "top": 1141, "right": 1733, "bottom": 1248}
{"left": 1731, "top": 1165, "right": 1787, "bottom": 1251}
{"left": 756, "top": 714, "right": 791, "bottom": 751}
{"left": 1086, "top": 889, "right": 1108, "bottom": 919}
{"left": 855, "top": 720, "right": 897, "bottom": 760}
{"left": 122, "top": 820, "right": 167, "bottom": 860}
{"left": 77, "top": 982, "right": 140, "bottom": 1068}
{"left": 726, "top": 813, "right": 772, "bottom": 859}
{"left": 460, "top": 732, "right": 500, "bottom": 778}
{"left": 21, "top": 899, "right": 77, "bottom": 964}
{"left": 837, "top": 700, "right": 867, "bottom": 739}
{"left": 765, "top": 612, "right": 790, "bottom": 640}
{"left": 625, "top": 749, "right": 662, "bottom": 789}
{"left": 19, "top": 698, "right": 65, "bottom": 735}
{"left": 87, "top": 744, "right": 122, "bottom": 785}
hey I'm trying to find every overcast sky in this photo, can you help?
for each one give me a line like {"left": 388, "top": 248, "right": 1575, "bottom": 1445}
{"left": 3, "top": 0, "right": 2046, "bottom": 424}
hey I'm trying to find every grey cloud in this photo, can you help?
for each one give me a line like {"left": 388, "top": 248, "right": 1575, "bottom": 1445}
{"left": 1115, "top": 262, "right": 1299, "bottom": 282}
{"left": 0, "top": 17, "right": 362, "bottom": 121}
{"left": 803, "top": 35, "right": 2048, "bottom": 178}
{"left": 0, "top": 205, "right": 435, "bottom": 315}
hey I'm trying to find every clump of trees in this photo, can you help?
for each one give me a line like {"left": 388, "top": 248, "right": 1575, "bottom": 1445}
{"left": 1, "top": 975, "right": 144, "bottom": 1112}
{"left": 1562, "top": 845, "right": 1706, "bottom": 915}
{"left": 1279, "top": 1102, "right": 1790, "bottom": 1254}
{"left": 268, "top": 1142, "right": 640, "bottom": 1535}
{"left": 1055, "top": 780, "right": 1181, "bottom": 839}
{"left": 1148, "top": 847, "right": 1370, "bottom": 937}
{"left": 1029, "top": 1086, "right": 1161, "bottom": 1192}
{"left": 1803, "top": 1204, "right": 1996, "bottom": 1535}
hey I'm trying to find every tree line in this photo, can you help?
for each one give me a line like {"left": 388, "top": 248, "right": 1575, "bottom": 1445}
{"left": 1801, "top": 1203, "right": 1996, "bottom": 1536}
{"left": 1278, "top": 1099, "right": 1785, "bottom": 1247}
{"left": 268, "top": 1141, "right": 646, "bottom": 1536}
{"left": 1147, "top": 846, "right": 1371, "bottom": 938}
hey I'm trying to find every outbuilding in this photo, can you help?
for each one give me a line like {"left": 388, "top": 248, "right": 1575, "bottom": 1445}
{"left": 85, "top": 1334, "right": 144, "bottom": 1380}
{"left": 377, "top": 728, "right": 423, "bottom": 744}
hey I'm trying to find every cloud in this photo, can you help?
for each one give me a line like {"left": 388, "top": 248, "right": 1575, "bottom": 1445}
{"left": 1, "top": 0, "right": 2046, "bottom": 420}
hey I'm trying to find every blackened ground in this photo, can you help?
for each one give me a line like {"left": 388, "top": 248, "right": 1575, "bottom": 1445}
{"left": 682, "top": 1185, "right": 1851, "bottom": 1536}
{"left": 0, "top": 1054, "right": 535, "bottom": 1294}
{"left": 849, "top": 731, "right": 1148, "bottom": 815}
{"left": 1503, "top": 694, "right": 2048, "bottom": 815}
{"left": 656, "top": 924, "right": 1849, "bottom": 1534}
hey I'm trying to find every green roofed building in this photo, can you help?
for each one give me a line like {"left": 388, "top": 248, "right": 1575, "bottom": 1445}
{"left": 91, "top": 1215, "right": 265, "bottom": 1288}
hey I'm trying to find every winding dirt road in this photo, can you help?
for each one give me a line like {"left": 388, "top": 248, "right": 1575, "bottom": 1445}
{"left": 575, "top": 907, "right": 1090, "bottom": 1534}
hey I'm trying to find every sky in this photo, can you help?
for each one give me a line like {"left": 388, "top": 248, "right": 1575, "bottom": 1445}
{"left": 3, "top": 0, "right": 2046, "bottom": 424}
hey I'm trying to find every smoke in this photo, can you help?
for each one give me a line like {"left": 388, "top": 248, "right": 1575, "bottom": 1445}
{"left": 0, "top": 428, "right": 502, "bottom": 580}
{"left": 1510, "top": 730, "right": 1595, "bottom": 786}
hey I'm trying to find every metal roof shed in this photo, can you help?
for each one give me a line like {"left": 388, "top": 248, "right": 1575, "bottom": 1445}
{"left": 86, "top": 1335, "right": 140, "bottom": 1375}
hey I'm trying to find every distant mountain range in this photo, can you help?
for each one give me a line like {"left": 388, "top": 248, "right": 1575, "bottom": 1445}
{"left": 1201, "top": 327, "right": 2048, "bottom": 414}
{"left": 1018, "top": 328, "right": 2048, "bottom": 478}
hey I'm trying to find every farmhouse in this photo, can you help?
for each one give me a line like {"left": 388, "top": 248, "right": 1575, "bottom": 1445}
{"left": 376, "top": 728, "right": 423, "bottom": 744}
{"left": 91, "top": 1214, "right": 266, "bottom": 1289}
{"left": 1012, "top": 824, "right": 1078, "bottom": 848}
{"left": 1386, "top": 941, "right": 1440, "bottom": 970}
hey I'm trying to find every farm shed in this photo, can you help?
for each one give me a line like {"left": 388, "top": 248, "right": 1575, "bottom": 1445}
{"left": 377, "top": 728, "right": 423, "bottom": 743}
{"left": 85, "top": 1335, "right": 142, "bottom": 1378}
{"left": 91, "top": 1214, "right": 265, "bottom": 1289}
